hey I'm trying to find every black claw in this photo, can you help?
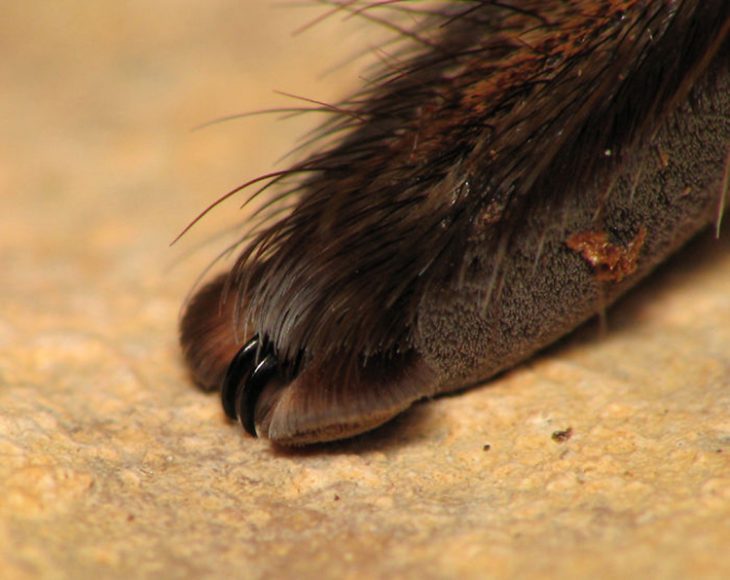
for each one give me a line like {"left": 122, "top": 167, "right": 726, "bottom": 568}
{"left": 220, "top": 334, "right": 299, "bottom": 438}
{"left": 220, "top": 335, "right": 259, "bottom": 420}
{"left": 237, "top": 354, "right": 278, "bottom": 437}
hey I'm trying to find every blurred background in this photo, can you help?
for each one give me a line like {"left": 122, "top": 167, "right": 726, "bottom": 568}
{"left": 0, "top": 0, "right": 378, "bottom": 288}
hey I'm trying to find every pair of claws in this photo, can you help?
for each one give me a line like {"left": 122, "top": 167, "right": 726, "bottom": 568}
{"left": 220, "top": 335, "right": 279, "bottom": 437}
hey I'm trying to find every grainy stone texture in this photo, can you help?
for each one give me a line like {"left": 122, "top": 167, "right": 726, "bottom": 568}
{"left": 1, "top": 2, "right": 729, "bottom": 579}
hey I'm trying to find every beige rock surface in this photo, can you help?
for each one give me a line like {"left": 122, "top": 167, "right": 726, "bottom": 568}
{"left": 1, "top": 2, "right": 729, "bottom": 578}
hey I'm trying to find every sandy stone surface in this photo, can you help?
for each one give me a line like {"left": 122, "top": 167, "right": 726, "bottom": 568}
{"left": 1, "top": 2, "right": 729, "bottom": 578}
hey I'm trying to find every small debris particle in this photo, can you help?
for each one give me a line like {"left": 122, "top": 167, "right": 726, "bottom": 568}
{"left": 478, "top": 201, "right": 505, "bottom": 226}
{"left": 334, "top": 494, "right": 340, "bottom": 501}
{"left": 127, "top": 514, "right": 135, "bottom": 522}
{"left": 565, "top": 227, "right": 646, "bottom": 283}
{"left": 482, "top": 444, "right": 491, "bottom": 451}
{"left": 552, "top": 427, "right": 573, "bottom": 443}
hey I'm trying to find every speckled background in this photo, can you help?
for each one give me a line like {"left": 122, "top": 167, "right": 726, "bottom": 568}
{"left": 1, "top": 2, "right": 729, "bottom": 578}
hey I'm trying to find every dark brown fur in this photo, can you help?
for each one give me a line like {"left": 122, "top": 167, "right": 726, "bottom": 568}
{"left": 181, "top": 1, "right": 729, "bottom": 444}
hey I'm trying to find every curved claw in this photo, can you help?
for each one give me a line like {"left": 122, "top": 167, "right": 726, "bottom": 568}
{"left": 220, "top": 335, "right": 259, "bottom": 420}
{"left": 237, "top": 354, "right": 278, "bottom": 437}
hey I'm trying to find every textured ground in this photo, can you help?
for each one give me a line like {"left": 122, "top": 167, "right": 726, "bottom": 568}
{"left": 1, "top": 2, "right": 729, "bottom": 578}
